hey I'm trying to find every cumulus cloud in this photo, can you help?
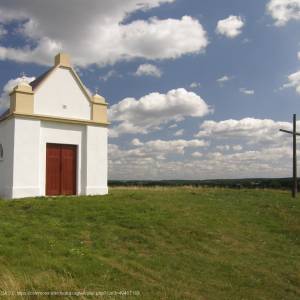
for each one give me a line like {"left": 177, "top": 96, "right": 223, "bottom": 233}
{"left": 195, "top": 118, "right": 293, "bottom": 145}
{"left": 135, "top": 64, "right": 162, "bottom": 77}
{"left": 232, "top": 145, "right": 243, "bottom": 151}
{"left": 174, "top": 129, "right": 184, "bottom": 136}
{"left": 109, "top": 141, "right": 292, "bottom": 180}
{"left": 99, "top": 70, "right": 121, "bottom": 81}
{"left": 216, "top": 144, "right": 243, "bottom": 152}
{"left": 191, "top": 151, "right": 203, "bottom": 158}
{"left": 0, "top": 38, "right": 62, "bottom": 66}
{"left": 206, "top": 147, "right": 292, "bottom": 165}
{"left": 132, "top": 138, "right": 146, "bottom": 147}
{"left": 267, "top": 0, "right": 300, "bottom": 26}
{"left": 281, "top": 70, "right": 300, "bottom": 94}
{"left": 216, "top": 145, "right": 231, "bottom": 151}
{"left": 109, "top": 88, "right": 212, "bottom": 137}
{"left": 0, "top": 25, "right": 6, "bottom": 39}
{"left": 109, "top": 138, "right": 209, "bottom": 175}
{"left": 133, "top": 138, "right": 208, "bottom": 154}
{"left": 109, "top": 117, "right": 297, "bottom": 180}
{"left": 216, "top": 15, "right": 245, "bottom": 38}
{"left": 240, "top": 88, "right": 255, "bottom": 95}
{"left": 0, "top": 76, "right": 35, "bottom": 111}
{"left": 217, "top": 75, "right": 233, "bottom": 86}
{"left": 189, "top": 82, "right": 201, "bottom": 89}
{"left": 0, "top": 1, "right": 208, "bottom": 67}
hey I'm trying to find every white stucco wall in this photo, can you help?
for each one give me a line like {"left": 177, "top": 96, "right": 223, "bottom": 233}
{"left": 34, "top": 67, "right": 92, "bottom": 120}
{"left": 0, "top": 118, "right": 15, "bottom": 198}
{"left": 0, "top": 117, "right": 108, "bottom": 199}
{"left": 85, "top": 125, "right": 108, "bottom": 195}
{"left": 12, "top": 118, "right": 40, "bottom": 198}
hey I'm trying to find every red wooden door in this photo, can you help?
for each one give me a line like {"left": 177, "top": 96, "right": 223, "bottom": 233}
{"left": 46, "top": 144, "right": 77, "bottom": 196}
{"left": 61, "top": 145, "right": 77, "bottom": 195}
{"left": 46, "top": 144, "right": 61, "bottom": 196}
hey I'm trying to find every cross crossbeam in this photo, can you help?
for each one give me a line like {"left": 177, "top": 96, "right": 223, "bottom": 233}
{"left": 279, "top": 129, "right": 300, "bottom": 136}
{"left": 279, "top": 114, "right": 299, "bottom": 198}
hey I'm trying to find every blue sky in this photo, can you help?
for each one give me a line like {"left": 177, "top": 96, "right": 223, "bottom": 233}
{"left": 1, "top": 0, "right": 300, "bottom": 180}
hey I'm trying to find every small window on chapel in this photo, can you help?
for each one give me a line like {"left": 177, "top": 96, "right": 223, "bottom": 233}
{"left": 0, "top": 144, "right": 3, "bottom": 161}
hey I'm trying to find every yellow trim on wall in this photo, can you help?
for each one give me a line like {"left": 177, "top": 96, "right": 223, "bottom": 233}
{"left": 0, "top": 112, "right": 110, "bottom": 127}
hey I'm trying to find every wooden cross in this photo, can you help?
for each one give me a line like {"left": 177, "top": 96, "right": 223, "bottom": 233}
{"left": 280, "top": 114, "right": 300, "bottom": 198}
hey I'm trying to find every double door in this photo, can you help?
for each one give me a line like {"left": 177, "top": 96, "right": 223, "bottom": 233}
{"left": 46, "top": 143, "right": 77, "bottom": 196}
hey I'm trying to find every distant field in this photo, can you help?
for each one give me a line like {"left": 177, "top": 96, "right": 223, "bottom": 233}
{"left": 109, "top": 178, "right": 297, "bottom": 190}
{"left": 0, "top": 188, "right": 300, "bottom": 299}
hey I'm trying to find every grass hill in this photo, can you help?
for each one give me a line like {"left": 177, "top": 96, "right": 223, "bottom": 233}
{"left": 0, "top": 188, "right": 300, "bottom": 299}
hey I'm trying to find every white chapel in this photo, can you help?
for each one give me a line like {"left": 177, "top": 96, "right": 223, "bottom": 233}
{"left": 0, "top": 53, "right": 109, "bottom": 199}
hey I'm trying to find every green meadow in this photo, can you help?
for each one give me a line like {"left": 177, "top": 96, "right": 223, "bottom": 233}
{"left": 0, "top": 187, "right": 300, "bottom": 299}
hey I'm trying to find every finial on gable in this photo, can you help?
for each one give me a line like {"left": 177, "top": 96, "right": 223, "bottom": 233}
{"left": 91, "top": 90, "right": 108, "bottom": 123}
{"left": 55, "top": 53, "right": 71, "bottom": 67}
{"left": 92, "top": 93, "right": 106, "bottom": 104}
{"left": 92, "top": 87, "right": 105, "bottom": 104}
{"left": 11, "top": 72, "right": 32, "bottom": 93}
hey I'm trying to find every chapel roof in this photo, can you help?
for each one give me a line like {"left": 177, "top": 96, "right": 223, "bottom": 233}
{"left": 29, "top": 67, "right": 55, "bottom": 90}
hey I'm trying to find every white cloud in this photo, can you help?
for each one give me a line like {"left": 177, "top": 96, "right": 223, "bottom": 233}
{"left": 216, "top": 144, "right": 243, "bottom": 151}
{"left": 195, "top": 118, "right": 293, "bottom": 145}
{"left": 0, "top": 1, "right": 208, "bottom": 67}
{"left": 109, "top": 141, "right": 293, "bottom": 180}
{"left": 242, "top": 38, "right": 251, "bottom": 44}
{"left": 267, "top": 0, "right": 300, "bottom": 26}
{"left": 217, "top": 75, "right": 232, "bottom": 85}
{"left": 135, "top": 64, "right": 162, "bottom": 77}
{"left": 0, "top": 76, "right": 35, "bottom": 111}
{"left": 109, "top": 117, "right": 298, "bottom": 180}
{"left": 191, "top": 152, "right": 203, "bottom": 158}
{"left": 216, "top": 145, "right": 231, "bottom": 151}
{"left": 0, "top": 25, "right": 7, "bottom": 39}
{"left": 216, "top": 15, "right": 245, "bottom": 39}
{"left": 190, "top": 82, "right": 201, "bottom": 89}
{"left": 174, "top": 129, "right": 184, "bottom": 136}
{"left": 131, "top": 138, "right": 144, "bottom": 146}
{"left": 109, "top": 88, "right": 212, "bottom": 137}
{"left": 99, "top": 70, "right": 121, "bottom": 81}
{"left": 206, "top": 147, "right": 292, "bottom": 164}
{"left": 240, "top": 88, "right": 255, "bottom": 95}
{"left": 168, "top": 124, "right": 178, "bottom": 129}
{"left": 108, "top": 110, "right": 300, "bottom": 180}
{"left": 110, "top": 138, "right": 208, "bottom": 163}
{"left": 281, "top": 70, "right": 300, "bottom": 94}
{"left": 138, "top": 139, "right": 209, "bottom": 155}
{"left": 232, "top": 145, "right": 243, "bottom": 151}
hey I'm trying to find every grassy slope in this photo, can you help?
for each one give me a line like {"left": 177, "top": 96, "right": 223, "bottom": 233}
{"left": 0, "top": 188, "right": 300, "bottom": 299}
